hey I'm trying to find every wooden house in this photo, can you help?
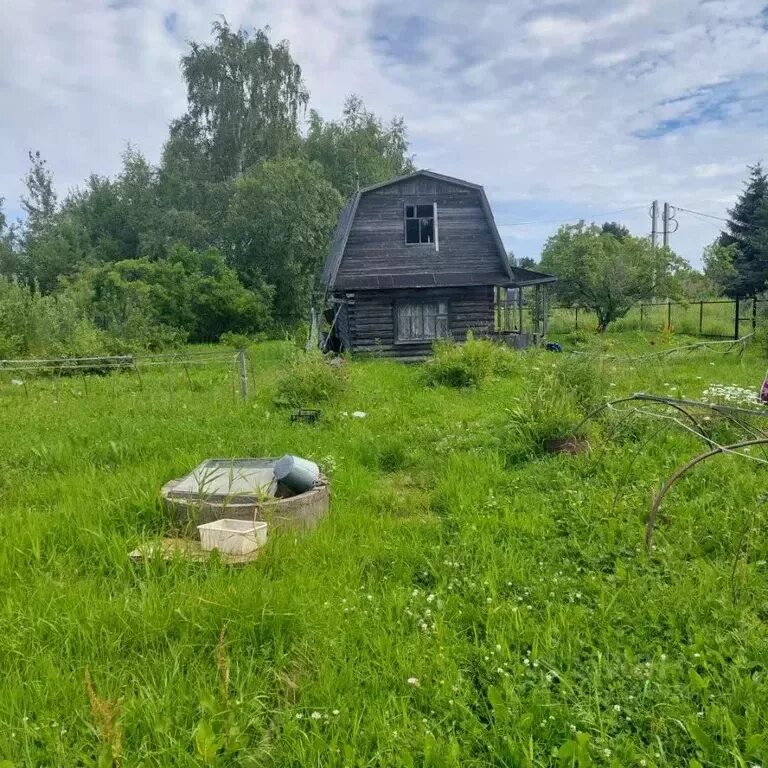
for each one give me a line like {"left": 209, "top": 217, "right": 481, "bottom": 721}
{"left": 320, "top": 170, "right": 555, "bottom": 358}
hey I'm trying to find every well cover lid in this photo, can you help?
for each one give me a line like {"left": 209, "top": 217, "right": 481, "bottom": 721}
{"left": 164, "top": 458, "right": 277, "bottom": 503}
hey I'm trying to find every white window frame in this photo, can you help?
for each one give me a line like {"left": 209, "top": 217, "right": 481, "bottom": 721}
{"left": 404, "top": 202, "right": 438, "bottom": 249}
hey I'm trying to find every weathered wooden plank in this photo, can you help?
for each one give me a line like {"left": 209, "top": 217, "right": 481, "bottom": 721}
{"left": 336, "top": 179, "right": 508, "bottom": 288}
{"left": 335, "top": 286, "right": 496, "bottom": 356}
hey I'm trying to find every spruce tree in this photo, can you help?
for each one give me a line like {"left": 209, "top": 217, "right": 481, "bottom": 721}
{"left": 720, "top": 163, "right": 768, "bottom": 296}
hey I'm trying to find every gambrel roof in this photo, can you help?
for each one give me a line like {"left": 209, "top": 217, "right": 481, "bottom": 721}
{"left": 321, "top": 170, "right": 555, "bottom": 291}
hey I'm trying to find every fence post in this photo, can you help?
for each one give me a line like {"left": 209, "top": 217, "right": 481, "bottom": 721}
{"left": 667, "top": 301, "right": 672, "bottom": 330}
{"left": 575, "top": 306, "right": 579, "bottom": 330}
{"left": 237, "top": 349, "right": 248, "bottom": 400}
{"left": 734, "top": 299, "right": 740, "bottom": 341}
{"left": 639, "top": 303, "right": 644, "bottom": 330}
{"left": 699, "top": 301, "right": 704, "bottom": 335}
{"left": 752, "top": 296, "right": 758, "bottom": 333}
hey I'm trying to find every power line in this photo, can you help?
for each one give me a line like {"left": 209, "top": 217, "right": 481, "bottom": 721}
{"left": 675, "top": 205, "right": 768, "bottom": 236}
{"left": 674, "top": 206, "right": 730, "bottom": 224}
{"left": 682, "top": 211, "right": 726, "bottom": 230}
{"left": 503, "top": 204, "right": 647, "bottom": 227}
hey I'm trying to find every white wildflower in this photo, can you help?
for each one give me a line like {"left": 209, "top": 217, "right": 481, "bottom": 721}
{"left": 407, "top": 677, "right": 420, "bottom": 686}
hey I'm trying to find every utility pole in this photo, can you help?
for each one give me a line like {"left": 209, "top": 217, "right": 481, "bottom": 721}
{"left": 649, "top": 200, "right": 658, "bottom": 248}
{"left": 662, "top": 202, "right": 678, "bottom": 248}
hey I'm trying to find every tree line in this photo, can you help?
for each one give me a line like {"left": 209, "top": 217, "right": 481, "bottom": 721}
{"left": 2, "top": 20, "right": 765, "bottom": 352}
{"left": 0, "top": 21, "right": 413, "bottom": 358}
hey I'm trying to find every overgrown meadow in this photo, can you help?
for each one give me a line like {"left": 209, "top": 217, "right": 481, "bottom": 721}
{"left": 1, "top": 334, "right": 767, "bottom": 767}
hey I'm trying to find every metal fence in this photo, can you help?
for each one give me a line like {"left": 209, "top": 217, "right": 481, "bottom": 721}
{"left": 0, "top": 348, "right": 252, "bottom": 399}
{"left": 549, "top": 298, "right": 765, "bottom": 339}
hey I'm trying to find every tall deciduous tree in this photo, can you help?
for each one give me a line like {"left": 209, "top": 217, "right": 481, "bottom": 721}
{"left": 226, "top": 157, "right": 342, "bottom": 321}
{"left": 719, "top": 163, "right": 768, "bottom": 296}
{"left": 19, "top": 151, "right": 87, "bottom": 291}
{"left": 601, "top": 221, "right": 630, "bottom": 240}
{"left": 508, "top": 253, "right": 538, "bottom": 269}
{"left": 702, "top": 241, "right": 738, "bottom": 296}
{"left": 540, "top": 223, "right": 683, "bottom": 331}
{"left": 20, "top": 151, "right": 57, "bottom": 233}
{"left": 171, "top": 20, "right": 308, "bottom": 180}
{"left": 305, "top": 95, "right": 414, "bottom": 197}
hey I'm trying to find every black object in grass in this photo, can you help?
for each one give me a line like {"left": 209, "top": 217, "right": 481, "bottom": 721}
{"left": 291, "top": 408, "right": 321, "bottom": 424}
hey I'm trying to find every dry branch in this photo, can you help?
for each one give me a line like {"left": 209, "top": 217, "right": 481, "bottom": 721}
{"left": 645, "top": 438, "right": 768, "bottom": 551}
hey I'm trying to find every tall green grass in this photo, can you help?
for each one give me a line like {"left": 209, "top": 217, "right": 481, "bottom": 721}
{"left": 1, "top": 335, "right": 767, "bottom": 766}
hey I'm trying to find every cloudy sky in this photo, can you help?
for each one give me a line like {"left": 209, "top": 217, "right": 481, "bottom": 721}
{"left": 2, "top": 0, "right": 768, "bottom": 264}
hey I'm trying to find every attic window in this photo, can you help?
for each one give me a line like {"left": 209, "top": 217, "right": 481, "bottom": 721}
{"left": 405, "top": 204, "right": 436, "bottom": 245}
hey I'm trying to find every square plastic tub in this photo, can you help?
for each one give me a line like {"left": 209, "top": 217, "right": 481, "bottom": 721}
{"left": 197, "top": 519, "right": 268, "bottom": 555}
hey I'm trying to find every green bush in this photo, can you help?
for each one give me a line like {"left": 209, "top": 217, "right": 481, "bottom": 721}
{"left": 0, "top": 277, "right": 109, "bottom": 359}
{"left": 505, "top": 381, "right": 583, "bottom": 462}
{"left": 423, "top": 333, "right": 515, "bottom": 388}
{"left": 549, "top": 353, "right": 608, "bottom": 413}
{"left": 65, "top": 245, "right": 272, "bottom": 347}
{"left": 504, "top": 355, "right": 605, "bottom": 461}
{"left": 219, "top": 331, "right": 253, "bottom": 349}
{"left": 275, "top": 351, "right": 349, "bottom": 407}
{"left": 0, "top": 276, "right": 189, "bottom": 360}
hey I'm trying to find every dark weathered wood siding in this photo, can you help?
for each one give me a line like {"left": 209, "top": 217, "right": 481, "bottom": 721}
{"left": 334, "top": 177, "right": 509, "bottom": 290}
{"left": 341, "top": 286, "right": 495, "bottom": 358}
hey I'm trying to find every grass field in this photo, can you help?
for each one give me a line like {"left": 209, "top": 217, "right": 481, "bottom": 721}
{"left": 2, "top": 333, "right": 768, "bottom": 766}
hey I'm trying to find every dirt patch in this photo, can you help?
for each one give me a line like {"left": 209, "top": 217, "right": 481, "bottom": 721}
{"left": 545, "top": 436, "right": 590, "bottom": 455}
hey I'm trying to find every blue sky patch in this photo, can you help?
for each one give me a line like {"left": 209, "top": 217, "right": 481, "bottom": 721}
{"left": 164, "top": 11, "right": 179, "bottom": 35}
{"left": 369, "top": 5, "right": 434, "bottom": 66}
{"left": 633, "top": 80, "right": 752, "bottom": 138}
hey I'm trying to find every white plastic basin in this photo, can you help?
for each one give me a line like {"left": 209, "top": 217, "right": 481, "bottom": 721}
{"left": 197, "top": 519, "right": 268, "bottom": 555}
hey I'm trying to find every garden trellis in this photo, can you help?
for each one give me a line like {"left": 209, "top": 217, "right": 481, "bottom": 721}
{"left": 569, "top": 392, "right": 768, "bottom": 553}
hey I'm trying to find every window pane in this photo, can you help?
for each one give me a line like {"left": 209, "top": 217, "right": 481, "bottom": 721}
{"left": 423, "top": 303, "right": 437, "bottom": 338}
{"left": 405, "top": 205, "right": 416, "bottom": 218}
{"left": 398, "top": 302, "right": 449, "bottom": 341}
{"left": 406, "top": 219, "right": 420, "bottom": 243}
{"left": 397, "top": 305, "right": 411, "bottom": 340}
{"left": 416, "top": 204, "right": 433, "bottom": 218}
{"left": 420, "top": 217, "right": 434, "bottom": 243}
{"left": 411, "top": 305, "right": 423, "bottom": 339}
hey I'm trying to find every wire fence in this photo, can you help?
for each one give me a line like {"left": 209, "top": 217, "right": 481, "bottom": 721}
{"left": 548, "top": 297, "right": 765, "bottom": 339}
{"left": 0, "top": 348, "right": 252, "bottom": 399}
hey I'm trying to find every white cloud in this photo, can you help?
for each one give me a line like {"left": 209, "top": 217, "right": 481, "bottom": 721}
{"left": 1, "top": 0, "right": 768, "bottom": 265}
